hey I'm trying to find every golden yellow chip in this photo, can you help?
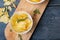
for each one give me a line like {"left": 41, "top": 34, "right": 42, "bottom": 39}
{"left": 0, "top": 15, "right": 9, "bottom": 24}
{"left": 0, "top": 8, "right": 10, "bottom": 24}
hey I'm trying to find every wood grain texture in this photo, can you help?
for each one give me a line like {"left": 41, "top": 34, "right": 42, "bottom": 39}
{"left": 5, "top": 0, "right": 49, "bottom": 40}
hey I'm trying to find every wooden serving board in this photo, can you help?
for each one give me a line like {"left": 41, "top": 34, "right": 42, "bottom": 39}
{"left": 5, "top": 0, "right": 49, "bottom": 40}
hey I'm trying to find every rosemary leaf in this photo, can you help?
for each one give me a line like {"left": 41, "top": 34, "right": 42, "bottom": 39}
{"left": 0, "top": 13, "right": 4, "bottom": 17}
{"left": 17, "top": 17, "right": 28, "bottom": 23}
{"left": 8, "top": 0, "right": 11, "bottom": 1}
{"left": 33, "top": 9, "right": 40, "bottom": 15}
{"left": 10, "top": 29, "right": 12, "bottom": 32}
{"left": 18, "top": 34, "right": 22, "bottom": 40}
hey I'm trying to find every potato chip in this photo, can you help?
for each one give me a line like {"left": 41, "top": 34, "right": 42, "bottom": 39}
{"left": 0, "top": 8, "right": 10, "bottom": 24}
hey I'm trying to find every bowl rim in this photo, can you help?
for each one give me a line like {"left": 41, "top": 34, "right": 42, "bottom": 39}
{"left": 26, "top": 0, "right": 45, "bottom": 4}
{"left": 9, "top": 11, "right": 33, "bottom": 34}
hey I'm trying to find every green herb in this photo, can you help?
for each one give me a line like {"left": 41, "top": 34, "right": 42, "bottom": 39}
{"left": 33, "top": 9, "right": 40, "bottom": 15}
{"left": 8, "top": 0, "right": 11, "bottom": 1}
{"left": 8, "top": 16, "right": 10, "bottom": 18}
{"left": 0, "top": 13, "right": 4, "bottom": 17}
{"left": 18, "top": 34, "right": 22, "bottom": 40}
{"left": 0, "top": 7, "right": 8, "bottom": 17}
{"left": 10, "top": 29, "right": 12, "bottom": 32}
{"left": 17, "top": 17, "right": 28, "bottom": 23}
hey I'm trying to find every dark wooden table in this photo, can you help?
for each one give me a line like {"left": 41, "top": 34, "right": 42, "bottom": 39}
{"left": 0, "top": 0, "right": 60, "bottom": 40}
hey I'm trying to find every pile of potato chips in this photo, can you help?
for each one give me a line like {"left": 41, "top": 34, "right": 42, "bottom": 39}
{"left": 0, "top": 8, "right": 9, "bottom": 24}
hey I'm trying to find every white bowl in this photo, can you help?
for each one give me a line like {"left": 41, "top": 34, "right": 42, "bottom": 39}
{"left": 26, "top": 0, "right": 45, "bottom": 4}
{"left": 10, "top": 11, "right": 33, "bottom": 34}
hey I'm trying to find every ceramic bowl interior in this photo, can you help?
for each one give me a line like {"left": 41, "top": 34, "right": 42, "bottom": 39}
{"left": 10, "top": 11, "right": 33, "bottom": 34}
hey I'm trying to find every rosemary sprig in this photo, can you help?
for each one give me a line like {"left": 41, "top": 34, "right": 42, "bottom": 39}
{"left": 33, "top": 8, "right": 40, "bottom": 15}
{"left": 10, "top": 29, "right": 12, "bottom": 32}
{"left": 8, "top": 0, "right": 11, "bottom": 1}
{"left": 0, "top": 13, "right": 4, "bottom": 17}
{"left": 17, "top": 17, "right": 28, "bottom": 23}
{"left": 18, "top": 34, "right": 23, "bottom": 40}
